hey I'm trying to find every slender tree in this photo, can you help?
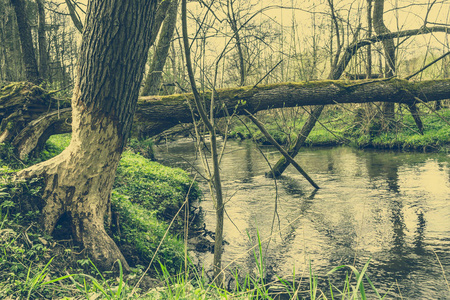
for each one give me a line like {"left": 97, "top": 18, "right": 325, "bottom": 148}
{"left": 141, "top": 0, "right": 179, "bottom": 96}
{"left": 267, "top": 0, "right": 346, "bottom": 178}
{"left": 182, "top": 0, "right": 225, "bottom": 285}
{"left": 36, "top": 0, "right": 48, "bottom": 81}
{"left": 226, "top": 0, "right": 246, "bottom": 86}
{"left": 10, "top": 0, "right": 40, "bottom": 84}
{"left": 65, "top": 0, "right": 83, "bottom": 33}
{"left": 373, "top": 0, "right": 395, "bottom": 126}
{"left": 366, "top": 0, "right": 372, "bottom": 77}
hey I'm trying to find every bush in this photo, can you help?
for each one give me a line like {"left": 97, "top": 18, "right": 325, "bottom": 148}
{"left": 0, "top": 171, "right": 45, "bottom": 226}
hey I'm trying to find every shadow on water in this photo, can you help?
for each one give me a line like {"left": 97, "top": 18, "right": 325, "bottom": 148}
{"left": 154, "top": 140, "right": 450, "bottom": 299}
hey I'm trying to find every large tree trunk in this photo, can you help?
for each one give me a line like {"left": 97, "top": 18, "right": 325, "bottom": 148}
{"left": 10, "top": 0, "right": 40, "bottom": 84}
{"left": 136, "top": 78, "right": 450, "bottom": 136}
{"left": 0, "top": 82, "right": 65, "bottom": 147}
{"left": 17, "top": 0, "right": 158, "bottom": 270}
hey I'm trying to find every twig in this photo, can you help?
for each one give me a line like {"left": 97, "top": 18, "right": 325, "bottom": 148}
{"left": 252, "top": 60, "right": 283, "bottom": 89}
{"left": 47, "top": 83, "right": 74, "bottom": 96}
{"left": 432, "top": 248, "right": 450, "bottom": 293}
{"left": 301, "top": 106, "right": 350, "bottom": 144}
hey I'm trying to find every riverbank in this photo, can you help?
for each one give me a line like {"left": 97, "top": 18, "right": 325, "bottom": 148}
{"left": 0, "top": 136, "right": 381, "bottom": 299}
{"left": 228, "top": 105, "right": 450, "bottom": 152}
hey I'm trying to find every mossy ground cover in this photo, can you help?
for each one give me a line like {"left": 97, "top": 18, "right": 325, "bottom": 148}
{"left": 111, "top": 151, "right": 201, "bottom": 272}
{"left": 0, "top": 134, "right": 201, "bottom": 298}
{"left": 229, "top": 105, "right": 450, "bottom": 152}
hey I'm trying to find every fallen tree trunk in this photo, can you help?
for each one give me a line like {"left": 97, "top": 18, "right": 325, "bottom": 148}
{"left": 2, "top": 78, "right": 449, "bottom": 158}
{"left": 135, "top": 78, "right": 450, "bottom": 135}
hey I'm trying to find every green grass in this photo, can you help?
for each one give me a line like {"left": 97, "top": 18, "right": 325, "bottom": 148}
{"left": 110, "top": 191, "right": 185, "bottom": 273}
{"left": 0, "top": 219, "right": 394, "bottom": 299}
{"left": 114, "top": 151, "right": 201, "bottom": 229}
{"left": 368, "top": 108, "right": 450, "bottom": 151}
{"left": 38, "top": 133, "right": 71, "bottom": 161}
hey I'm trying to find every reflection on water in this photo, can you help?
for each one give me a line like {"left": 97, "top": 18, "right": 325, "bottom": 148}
{"left": 154, "top": 139, "right": 450, "bottom": 299}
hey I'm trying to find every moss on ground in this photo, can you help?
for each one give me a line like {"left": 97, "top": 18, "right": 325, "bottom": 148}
{"left": 110, "top": 192, "right": 185, "bottom": 273}
{"left": 114, "top": 151, "right": 201, "bottom": 229}
{"left": 0, "top": 134, "right": 201, "bottom": 286}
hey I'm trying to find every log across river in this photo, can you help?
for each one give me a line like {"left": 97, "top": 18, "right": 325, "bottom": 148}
{"left": 154, "top": 138, "right": 450, "bottom": 299}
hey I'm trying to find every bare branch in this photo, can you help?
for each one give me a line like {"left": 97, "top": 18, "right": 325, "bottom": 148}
{"left": 65, "top": 0, "right": 83, "bottom": 33}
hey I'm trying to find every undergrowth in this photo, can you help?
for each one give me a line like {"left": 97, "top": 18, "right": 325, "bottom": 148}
{"left": 0, "top": 135, "right": 202, "bottom": 298}
{"left": 0, "top": 212, "right": 399, "bottom": 300}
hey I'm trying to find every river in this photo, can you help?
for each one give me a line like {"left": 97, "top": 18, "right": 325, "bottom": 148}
{"left": 154, "top": 138, "right": 450, "bottom": 299}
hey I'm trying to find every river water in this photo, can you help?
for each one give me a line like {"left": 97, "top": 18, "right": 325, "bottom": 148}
{"left": 154, "top": 138, "right": 450, "bottom": 299}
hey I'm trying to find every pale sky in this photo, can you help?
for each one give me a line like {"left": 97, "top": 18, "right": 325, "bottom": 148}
{"left": 61, "top": 0, "right": 450, "bottom": 80}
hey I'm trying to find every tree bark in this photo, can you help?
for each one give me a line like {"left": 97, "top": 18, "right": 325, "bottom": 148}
{"left": 10, "top": 0, "right": 40, "bottom": 84}
{"left": 407, "top": 103, "right": 424, "bottom": 134}
{"left": 16, "top": 0, "right": 158, "bottom": 270}
{"left": 135, "top": 78, "right": 450, "bottom": 134}
{"left": 373, "top": 0, "right": 395, "bottom": 77}
{"left": 247, "top": 111, "right": 319, "bottom": 188}
{"left": 0, "top": 82, "right": 64, "bottom": 147}
{"left": 141, "top": 0, "right": 179, "bottom": 96}
{"left": 265, "top": 105, "right": 324, "bottom": 178}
